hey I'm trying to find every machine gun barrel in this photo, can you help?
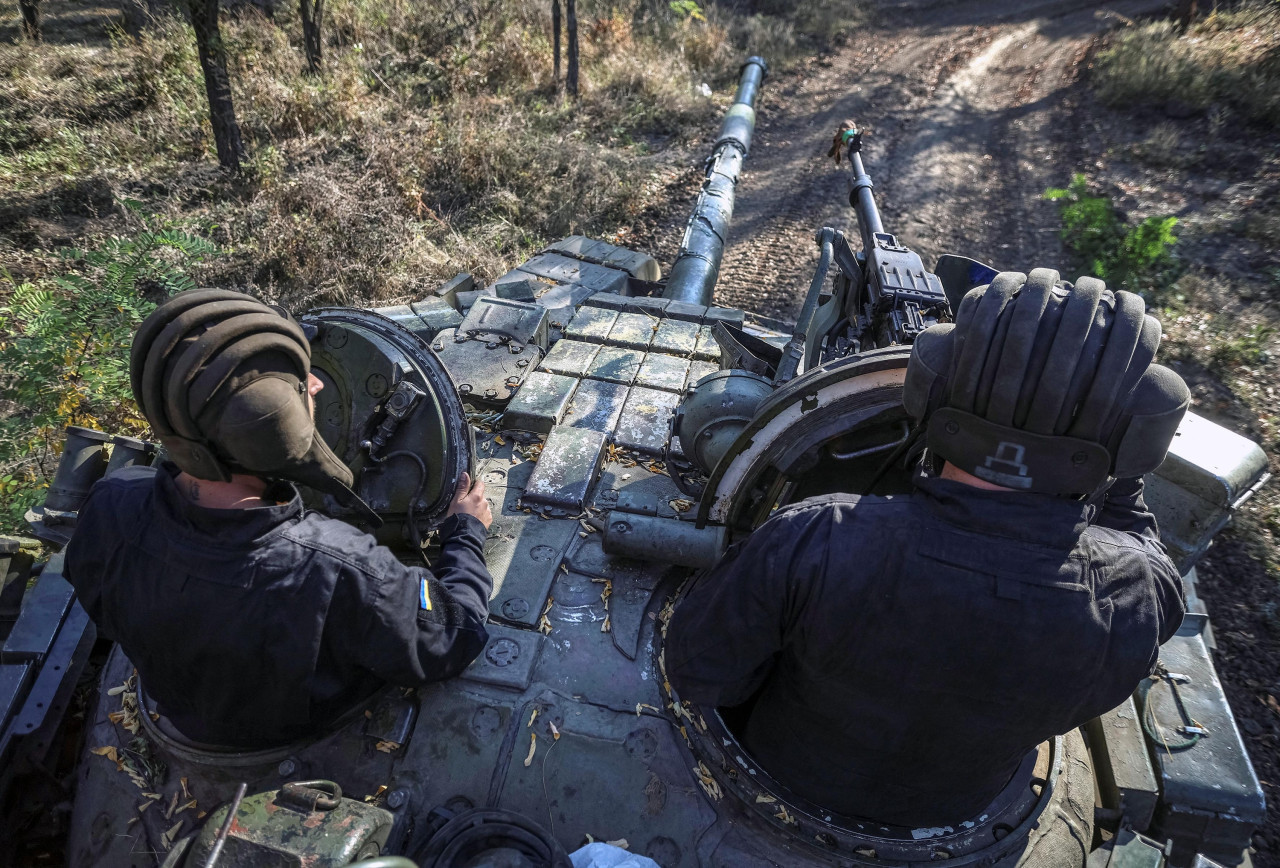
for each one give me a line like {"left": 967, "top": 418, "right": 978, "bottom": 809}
{"left": 663, "top": 57, "right": 768, "bottom": 306}
{"left": 848, "top": 149, "right": 885, "bottom": 254}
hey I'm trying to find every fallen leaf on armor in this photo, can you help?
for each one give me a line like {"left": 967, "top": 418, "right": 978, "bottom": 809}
{"left": 164, "top": 791, "right": 180, "bottom": 819}
{"left": 601, "top": 616, "right": 611, "bottom": 633}
{"left": 180, "top": 777, "right": 190, "bottom": 799}
{"left": 528, "top": 708, "right": 540, "bottom": 728}
{"left": 524, "top": 733, "right": 538, "bottom": 766}
{"left": 107, "top": 685, "right": 129, "bottom": 697}
{"left": 755, "top": 794, "right": 777, "bottom": 804}
{"left": 176, "top": 800, "right": 197, "bottom": 815}
{"left": 606, "top": 838, "right": 629, "bottom": 849}
{"left": 549, "top": 721, "right": 560, "bottom": 741}
{"left": 375, "top": 740, "right": 401, "bottom": 753}
{"left": 495, "top": 435, "right": 506, "bottom": 445}
{"left": 161, "top": 819, "right": 184, "bottom": 850}
{"left": 658, "top": 599, "right": 676, "bottom": 627}
{"left": 91, "top": 746, "right": 123, "bottom": 770}
{"left": 635, "top": 703, "right": 660, "bottom": 716}
{"left": 669, "top": 498, "right": 693, "bottom": 513}
{"left": 693, "top": 762, "right": 722, "bottom": 800}
{"left": 774, "top": 806, "right": 797, "bottom": 825}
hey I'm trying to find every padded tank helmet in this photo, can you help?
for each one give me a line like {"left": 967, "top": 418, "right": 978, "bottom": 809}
{"left": 903, "top": 269, "right": 1190, "bottom": 496}
{"left": 130, "top": 289, "right": 379, "bottom": 521}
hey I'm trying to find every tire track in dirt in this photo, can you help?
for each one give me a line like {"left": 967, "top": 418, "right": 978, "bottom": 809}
{"left": 713, "top": 0, "right": 1170, "bottom": 321}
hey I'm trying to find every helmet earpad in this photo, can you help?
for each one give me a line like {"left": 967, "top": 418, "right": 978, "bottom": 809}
{"left": 1110, "top": 364, "right": 1191, "bottom": 477}
{"left": 903, "top": 324, "right": 955, "bottom": 423}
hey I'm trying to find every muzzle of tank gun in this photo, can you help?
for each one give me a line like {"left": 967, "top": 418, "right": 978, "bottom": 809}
{"left": 662, "top": 57, "right": 768, "bottom": 308}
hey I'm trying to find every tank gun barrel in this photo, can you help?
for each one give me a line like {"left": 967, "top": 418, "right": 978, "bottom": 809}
{"left": 662, "top": 56, "right": 768, "bottom": 306}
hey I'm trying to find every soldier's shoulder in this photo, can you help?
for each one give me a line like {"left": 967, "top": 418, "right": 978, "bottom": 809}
{"left": 81, "top": 465, "right": 159, "bottom": 509}
{"left": 284, "top": 512, "right": 407, "bottom": 574}
{"left": 770, "top": 491, "right": 918, "bottom": 523}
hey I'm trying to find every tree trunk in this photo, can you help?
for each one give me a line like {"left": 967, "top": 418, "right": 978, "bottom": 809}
{"left": 566, "top": 0, "right": 578, "bottom": 98}
{"left": 1174, "top": 0, "right": 1198, "bottom": 31}
{"left": 551, "top": 0, "right": 561, "bottom": 86}
{"left": 19, "top": 0, "right": 41, "bottom": 41}
{"left": 187, "top": 0, "right": 247, "bottom": 172}
{"left": 299, "top": 0, "right": 323, "bottom": 74}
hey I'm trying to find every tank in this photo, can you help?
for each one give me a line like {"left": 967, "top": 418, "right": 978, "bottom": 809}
{"left": 2, "top": 57, "right": 1269, "bottom": 868}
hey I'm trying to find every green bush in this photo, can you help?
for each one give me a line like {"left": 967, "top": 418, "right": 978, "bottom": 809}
{"left": 0, "top": 205, "right": 217, "bottom": 533}
{"left": 1044, "top": 174, "right": 1179, "bottom": 297}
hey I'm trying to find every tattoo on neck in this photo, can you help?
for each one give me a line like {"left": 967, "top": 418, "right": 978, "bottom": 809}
{"left": 187, "top": 479, "right": 200, "bottom": 503}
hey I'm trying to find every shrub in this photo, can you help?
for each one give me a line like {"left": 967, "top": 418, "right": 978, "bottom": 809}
{"left": 1044, "top": 174, "right": 1180, "bottom": 297}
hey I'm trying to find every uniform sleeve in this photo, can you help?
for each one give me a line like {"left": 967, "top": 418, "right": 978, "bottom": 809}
{"left": 341, "top": 515, "right": 494, "bottom": 686}
{"left": 63, "top": 490, "right": 107, "bottom": 631}
{"left": 1093, "top": 476, "right": 1160, "bottom": 539}
{"left": 1091, "top": 477, "right": 1186, "bottom": 647}
{"left": 666, "top": 515, "right": 801, "bottom": 708}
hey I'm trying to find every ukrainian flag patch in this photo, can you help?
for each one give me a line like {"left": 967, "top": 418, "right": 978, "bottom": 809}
{"left": 420, "top": 578, "right": 432, "bottom": 611}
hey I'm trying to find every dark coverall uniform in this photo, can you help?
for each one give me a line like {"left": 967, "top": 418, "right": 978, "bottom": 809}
{"left": 666, "top": 472, "right": 1185, "bottom": 828}
{"left": 64, "top": 463, "right": 492, "bottom": 748}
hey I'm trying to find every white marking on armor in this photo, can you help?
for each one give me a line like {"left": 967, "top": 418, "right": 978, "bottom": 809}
{"left": 910, "top": 826, "right": 955, "bottom": 840}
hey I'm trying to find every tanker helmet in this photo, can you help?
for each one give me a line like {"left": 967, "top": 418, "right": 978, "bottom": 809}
{"left": 902, "top": 269, "right": 1189, "bottom": 495}
{"left": 129, "top": 289, "right": 373, "bottom": 517}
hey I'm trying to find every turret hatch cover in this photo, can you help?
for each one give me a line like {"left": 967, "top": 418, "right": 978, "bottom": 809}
{"left": 301, "top": 308, "right": 474, "bottom": 544}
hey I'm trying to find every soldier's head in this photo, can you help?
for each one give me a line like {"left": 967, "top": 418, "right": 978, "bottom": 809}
{"left": 130, "top": 289, "right": 357, "bottom": 502}
{"left": 903, "top": 269, "right": 1190, "bottom": 496}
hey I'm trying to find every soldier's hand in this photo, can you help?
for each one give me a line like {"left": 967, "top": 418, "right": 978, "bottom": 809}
{"left": 447, "top": 472, "right": 493, "bottom": 529}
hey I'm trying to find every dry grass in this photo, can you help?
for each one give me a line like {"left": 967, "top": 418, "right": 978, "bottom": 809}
{"left": 0, "top": 0, "right": 831, "bottom": 309}
{"left": 1094, "top": 1, "right": 1280, "bottom": 125}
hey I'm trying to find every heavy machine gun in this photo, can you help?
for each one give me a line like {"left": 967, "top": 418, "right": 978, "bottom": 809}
{"left": 775, "top": 122, "right": 998, "bottom": 383}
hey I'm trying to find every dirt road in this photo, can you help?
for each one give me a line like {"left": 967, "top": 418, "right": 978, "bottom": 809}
{"left": 713, "top": 0, "right": 1170, "bottom": 320}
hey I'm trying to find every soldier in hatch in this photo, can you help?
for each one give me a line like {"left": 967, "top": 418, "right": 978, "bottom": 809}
{"left": 667, "top": 270, "right": 1189, "bottom": 829}
{"left": 65, "top": 289, "right": 494, "bottom": 748}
